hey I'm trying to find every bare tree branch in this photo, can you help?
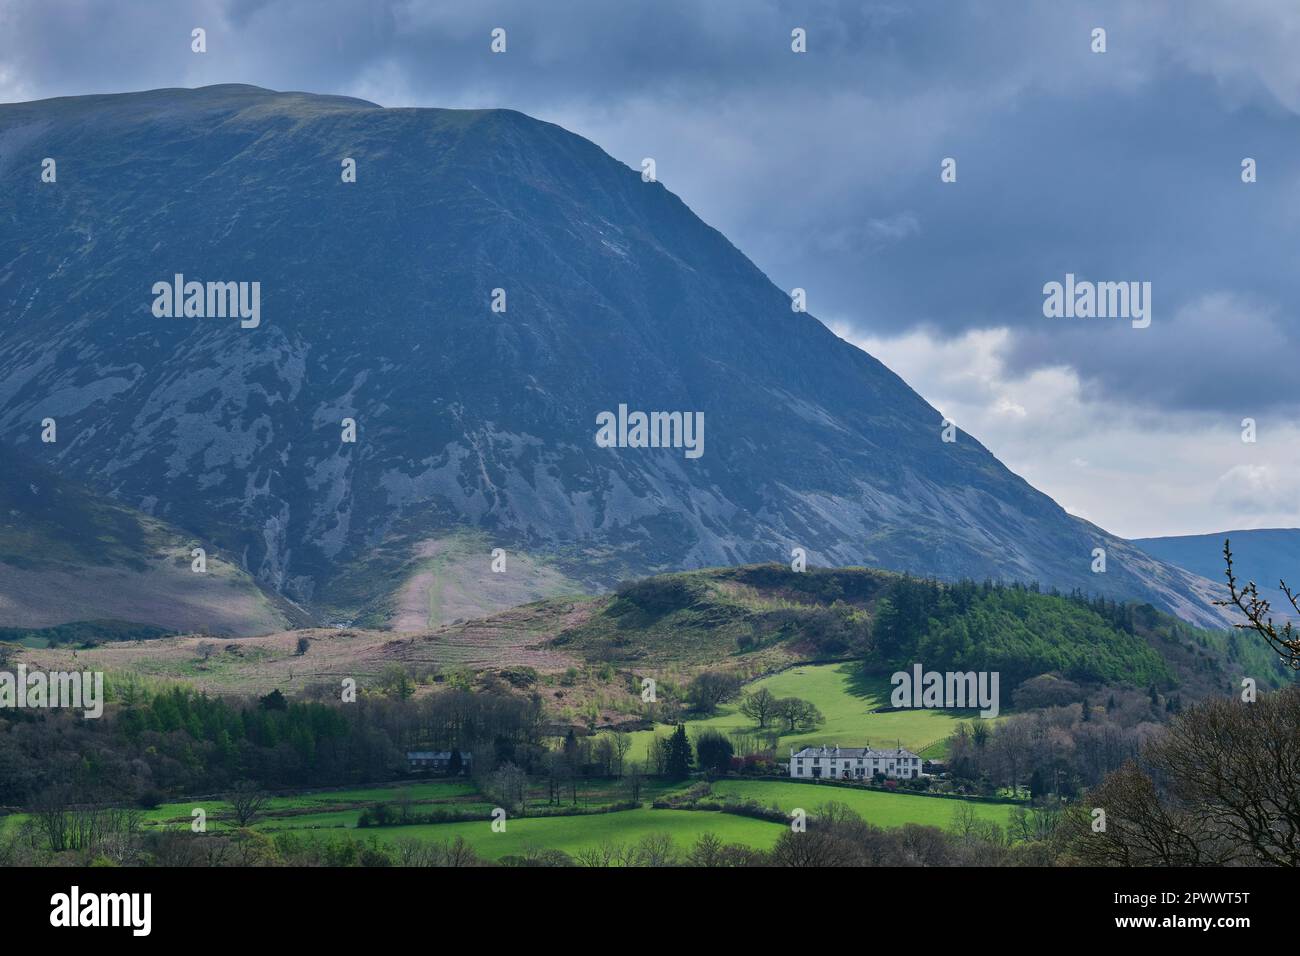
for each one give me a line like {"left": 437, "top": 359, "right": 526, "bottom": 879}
{"left": 1213, "top": 538, "right": 1300, "bottom": 670}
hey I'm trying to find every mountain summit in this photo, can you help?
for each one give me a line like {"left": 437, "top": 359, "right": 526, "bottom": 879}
{"left": 0, "top": 85, "right": 1229, "bottom": 628}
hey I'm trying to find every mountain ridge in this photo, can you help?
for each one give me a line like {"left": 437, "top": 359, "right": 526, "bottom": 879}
{"left": 1134, "top": 528, "right": 1300, "bottom": 621}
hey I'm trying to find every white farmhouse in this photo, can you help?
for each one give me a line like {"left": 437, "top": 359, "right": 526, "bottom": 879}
{"left": 789, "top": 744, "right": 921, "bottom": 780}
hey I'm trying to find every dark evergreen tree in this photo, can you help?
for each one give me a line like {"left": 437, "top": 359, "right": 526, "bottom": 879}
{"left": 665, "top": 724, "right": 693, "bottom": 779}
{"left": 1029, "top": 766, "right": 1049, "bottom": 799}
{"left": 259, "top": 689, "right": 287, "bottom": 711}
{"left": 694, "top": 730, "right": 734, "bottom": 775}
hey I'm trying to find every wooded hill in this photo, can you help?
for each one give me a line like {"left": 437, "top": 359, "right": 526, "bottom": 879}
{"left": 550, "top": 564, "right": 1294, "bottom": 699}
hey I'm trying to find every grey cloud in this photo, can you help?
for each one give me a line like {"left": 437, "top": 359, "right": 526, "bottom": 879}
{"left": 3, "top": 0, "right": 1299, "bottom": 419}
{"left": 1006, "top": 293, "right": 1300, "bottom": 415}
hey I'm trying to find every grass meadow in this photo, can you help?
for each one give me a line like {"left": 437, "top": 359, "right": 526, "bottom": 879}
{"left": 628, "top": 662, "right": 988, "bottom": 762}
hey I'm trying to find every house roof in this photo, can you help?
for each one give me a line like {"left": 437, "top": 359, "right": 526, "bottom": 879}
{"left": 406, "top": 751, "right": 471, "bottom": 760}
{"left": 790, "top": 745, "right": 920, "bottom": 759}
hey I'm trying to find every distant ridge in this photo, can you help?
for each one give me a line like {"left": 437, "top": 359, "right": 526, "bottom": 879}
{"left": 1134, "top": 529, "right": 1300, "bottom": 620}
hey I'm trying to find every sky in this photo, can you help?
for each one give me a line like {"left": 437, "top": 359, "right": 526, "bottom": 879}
{"left": 3, "top": 0, "right": 1299, "bottom": 539}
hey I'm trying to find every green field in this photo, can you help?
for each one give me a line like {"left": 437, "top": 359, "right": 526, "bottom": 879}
{"left": 705, "top": 779, "right": 1017, "bottom": 830}
{"left": 319, "top": 808, "right": 787, "bottom": 859}
{"left": 140, "top": 780, "right": 487, "bottom": 830}
{"left": 138, "top": 778, "right": 684, "bottom": 833}
{"left": 5, "top": 771, "right": 1022, "bottom": 861}
{"left": 248, "top": 778, "right": 1014, "bottom": 858}
{"left": 630, "top": 662, "right": 987, "bottom": 762}
{"left": 2, "top": 787, "right": 783, "bottom": 859}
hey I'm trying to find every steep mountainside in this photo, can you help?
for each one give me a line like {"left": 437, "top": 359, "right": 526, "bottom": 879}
{"left": 0, "top": 85, "right": 1230, "bottom": 627}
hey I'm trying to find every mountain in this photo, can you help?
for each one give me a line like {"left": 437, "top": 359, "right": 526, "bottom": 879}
{"left": 1134, "top": 529, "right": 1300, "bottom": 619}
{"left": 0, "top": 84, "right": 1232, "bottom": 629}
{"left": 0, "top": 441, "right": 293, "bottom": 635}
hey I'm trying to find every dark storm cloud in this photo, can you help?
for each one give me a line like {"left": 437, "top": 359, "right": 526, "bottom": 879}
{"left": 4, "top": 0, "right": 1300, "bottom": 414}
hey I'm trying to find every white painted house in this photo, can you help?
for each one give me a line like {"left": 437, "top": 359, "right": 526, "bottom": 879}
{"left": 789, "top": 745, "right": 921, "bottom": 780}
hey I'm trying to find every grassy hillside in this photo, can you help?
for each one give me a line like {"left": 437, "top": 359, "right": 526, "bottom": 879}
{"left": 706, "top": 779, "right": 1016, "bottom": 830}
{"left": 20, "top": 562, "right": 1289, "bottom": 710}
{"left": 551, "top": 565, "right": 887, "bottom": 666}
{"left": 0, "top": 442, "right": 155, "bottom": 572}
{"left": 551, "top": 564, "right": 1288, "bottom": 697}
{"left": 0, "top": 619, "right": 173, "bottom": 648}
{"left": 628, "top": 662, "right": 977, "bottom": 762}
{"left": 321, "top": 528, "right": 590, "bottom": 630}
{"left": 0, "top": 443, "right": 293, "bottom": 636}
{"left": 389, "top": 532, "right": 588, "bottom": 631}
